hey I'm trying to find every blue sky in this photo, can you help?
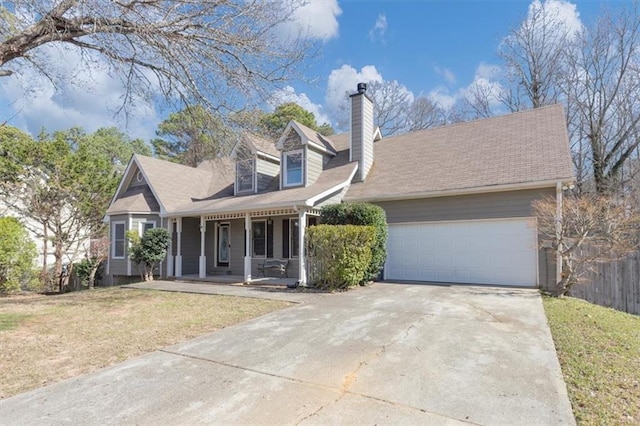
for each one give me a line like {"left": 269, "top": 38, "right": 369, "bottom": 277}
{"left": 0, "top": 0, "right": 609, "bottom": 140}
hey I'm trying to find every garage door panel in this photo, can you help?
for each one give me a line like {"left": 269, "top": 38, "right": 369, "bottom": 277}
{"left": 386, "top": 219, "right": 537, "bottom": 287}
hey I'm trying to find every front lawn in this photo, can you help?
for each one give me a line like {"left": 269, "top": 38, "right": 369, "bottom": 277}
{"left": 0, "top": 288, "right": 290, "bottom": 399}
{"left": 543, "top": 296, "right": 640, "bottom": 425}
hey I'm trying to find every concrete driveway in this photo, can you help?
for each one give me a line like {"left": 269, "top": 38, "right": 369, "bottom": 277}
{"left": 0, "top": 283, "right": 574, "bottom": 425}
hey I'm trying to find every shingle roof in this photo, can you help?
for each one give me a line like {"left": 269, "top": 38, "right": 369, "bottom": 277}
{"left": 171, "top": 150, "right": 356, "bottom": 215}
{"left": 345, "top": 104, "right": 574, "bottom": 201}
{"left": 242, "top": 133, "right": 279, "bottom": 158}
{"left": 106, "top": 184, "right": 160, "bottom": 214}
{"left": 290, "top": 120, "right": 338, "bottom": 154}
{"left": 133, "top": 155, "right": 214, "bottom": 212}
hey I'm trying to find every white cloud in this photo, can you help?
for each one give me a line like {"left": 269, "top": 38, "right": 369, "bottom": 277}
{"left": 325, "top": 64, "right": 384, "bottom": 114}
{"left": 527, "top": 0, "right": 582, "bottom": 37}
{"left": 282, "top": 0, "right": 342, "bottom": 42}
{"left": 428, "top": 62, "right": 505, "bottom": 111}
{"left": 369, "top": 13, "right": 388, "bottom": 41}
{"left": 271, "top": 86, "right": 331, "bottom": 125}
{"left": 428, "top": 86, "right": 458, "bottom": 111}
{"left": 0, "top": 43, "right": 159, "bottom": 141}
{"left": 434, "top": 66, "right": 456, "bottom": 84}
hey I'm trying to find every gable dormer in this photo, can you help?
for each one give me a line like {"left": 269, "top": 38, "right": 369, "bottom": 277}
{"left": 276, "top": 121, "right": 337, "bottom": 189}
{"left": 232, "top": 134, "right": 280, "bottom": 195}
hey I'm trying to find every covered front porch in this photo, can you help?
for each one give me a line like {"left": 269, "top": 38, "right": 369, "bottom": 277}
{"left": 165, "top": 207, "right": 320, "bottom": 285}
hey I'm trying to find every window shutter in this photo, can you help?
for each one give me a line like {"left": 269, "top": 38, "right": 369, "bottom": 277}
{"left": 282, "top": 218, "right": 289, "bottom": 258}
{"left": 267, "top": 221, "right": 274, "bottom": 258}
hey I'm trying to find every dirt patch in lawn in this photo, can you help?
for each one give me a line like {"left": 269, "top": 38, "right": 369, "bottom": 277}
{"left": 0, "top": 288, "right": 291, "bottom": 399}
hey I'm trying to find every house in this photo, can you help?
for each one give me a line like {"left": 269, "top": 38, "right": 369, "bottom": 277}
{"left": 105, "top": 83, "right": 574, "bottom": 289}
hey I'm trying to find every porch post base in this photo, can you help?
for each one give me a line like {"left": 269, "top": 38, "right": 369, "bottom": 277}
{"left": 175, "top": 255, "right": 182, "bottom": 277}
{"left": 167, "top": 255, "right": 174, "bottom": 276}
{"left": 199, "top": 256, "right": 206, "bottom": 278}
{"left": 244, "top": 256, "right": 252, "bottom": 283}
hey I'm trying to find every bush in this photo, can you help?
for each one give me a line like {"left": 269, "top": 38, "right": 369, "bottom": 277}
{"left": 127, "top": 228, "right": 170, "bottom": 281}
{"left": 306, "top": 225, "right": 375, "bottom": 290}
{"left": 320, "top": 203, "right": 388, "bottom": 282}
{"left": 0, "top": 217, "right": 38, "bottom": 293}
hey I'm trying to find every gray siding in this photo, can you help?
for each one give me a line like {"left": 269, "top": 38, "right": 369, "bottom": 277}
{"left": 375, "top": 188, "right": 554, "bottom": 223}
{"left": 350, "top": 93, "right": 374, "bottom": 182}
{"left": 361, "top": 96, "right": 374, "bottom": 180}
{"left": 180, "top": 217, "right": 201, "bottom": 275}
{"left": 306, "top": 147, "right": 324, "bottom": 185}
{"left": 229, "top": 219, "right": 245, "bottom": 274}
{"left": 256, "top": 157, "right": 279, "bottom": 193}
{"left": 350, "top": 96, "right": 362, "bottom": 176}
{"left": 109, "top": 214, "right": 129, "bottom": 276}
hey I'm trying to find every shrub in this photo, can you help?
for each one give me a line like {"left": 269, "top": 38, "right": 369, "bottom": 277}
{"left": 306, "top": 225, "right": 375, "bottom": 290}
{"left": 127, "top": 228, "right": 170, "bottom": 281}
{"left": 0, "top": 217, "right": 38, "bottom": 293}
{"left": 320, "top": 203, "right": 388, "bottom": 282}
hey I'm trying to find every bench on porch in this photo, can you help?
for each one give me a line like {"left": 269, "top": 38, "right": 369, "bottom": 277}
{"left": 257, "top": 259, "right": 289, "bottom": 278}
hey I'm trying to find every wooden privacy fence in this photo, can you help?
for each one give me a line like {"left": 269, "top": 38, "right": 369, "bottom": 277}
{"left": 570, "top": 249, "right": 640, "bottom": 315}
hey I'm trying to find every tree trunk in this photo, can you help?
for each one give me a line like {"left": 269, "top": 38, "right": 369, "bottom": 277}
{"left": 40, "top": 224, "right": 48, "bottom": 288}
{"left": 88, "top": 263, "right": 98, "bottom": 289}
{"left": 54, "top": 239, "right": 64, "bottom": 293}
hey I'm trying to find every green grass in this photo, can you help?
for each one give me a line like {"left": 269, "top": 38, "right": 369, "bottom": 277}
{"left": 543, "top": 296, "right": 640, "bottom": 425}
{"left": 0, "top": 313, "right": 31, "bottom": 332}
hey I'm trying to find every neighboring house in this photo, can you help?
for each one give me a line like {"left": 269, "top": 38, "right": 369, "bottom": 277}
{"left": 105, "top": 83, "right": 574, "bottom": 289}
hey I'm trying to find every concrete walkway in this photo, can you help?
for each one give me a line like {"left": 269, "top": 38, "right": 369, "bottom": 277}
{"left": 0, "top": 283, "right": 575, "bottom": 425}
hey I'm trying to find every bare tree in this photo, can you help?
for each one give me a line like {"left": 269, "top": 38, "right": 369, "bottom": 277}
{"left": 0, "top": 0, "right": 315, "bottom": 114}
{"left": 564, "top": 4, "right": 640, "bottom": 194}
{"left": 406, "top": 96, "right": 445, "bottom": 131}
{"left": 533, "top": 194, "right": 640, "bottom": 297}
{"left": 498, "top": 0, "right": 574, "bottom": 110}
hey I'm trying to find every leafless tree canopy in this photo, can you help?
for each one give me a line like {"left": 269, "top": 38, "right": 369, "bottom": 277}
{"left": 0, "top": 0, "right": 315, "bottom": 113}
{"left": 564, "top": 6, "right": 640, "bottom": 194}
{"left": 499, "top": 1, "right": 572, "bottom": 110}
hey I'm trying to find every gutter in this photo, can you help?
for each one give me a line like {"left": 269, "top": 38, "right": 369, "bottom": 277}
{"left": 344, "top": 178, "right": 575, "bottom": 203}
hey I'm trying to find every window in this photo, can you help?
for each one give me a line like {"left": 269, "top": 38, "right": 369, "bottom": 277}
{"left": 112, "top": 222, "right": 125, "bottom": 259}
{"left": 236, "top": 159, "right": 254, "bottom": 193}
{"left": 283, "top": 150, "right": 303, "bottom": 187}
{"left": 290, "top": 219, "right": 299, "bottom": 257}
{"left": 252, "top": 220, "right": 266, "bottom": 257}
{"left": 139, "top": 221, "right": 155, "bottom": 236}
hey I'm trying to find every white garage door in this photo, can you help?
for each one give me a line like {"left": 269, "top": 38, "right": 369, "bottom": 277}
{"left": 385, "top": 218, "right": 538, "bottom": 287}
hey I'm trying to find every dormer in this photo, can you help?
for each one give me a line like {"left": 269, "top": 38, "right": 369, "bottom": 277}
{"left": 232, "top": 134, "right": 280, "bottom": 195}
{"left": 276, "top": 121, "right": 337, "bottom": 189}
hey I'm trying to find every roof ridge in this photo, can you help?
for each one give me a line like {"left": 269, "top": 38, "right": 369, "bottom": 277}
{"left": 382, "top": 103, "right": 564, "bottom": 142}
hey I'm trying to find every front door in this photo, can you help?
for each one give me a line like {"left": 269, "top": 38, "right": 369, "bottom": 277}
{"left": 218, "top": 224, "right": 230, "bottom": 266}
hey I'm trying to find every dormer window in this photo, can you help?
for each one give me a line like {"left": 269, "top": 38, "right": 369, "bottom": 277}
{"left": 236, "top": 158, "right": 255, "bottom": 193}
{"left": 284, "top": 150, "right": 304, "bottom": 187}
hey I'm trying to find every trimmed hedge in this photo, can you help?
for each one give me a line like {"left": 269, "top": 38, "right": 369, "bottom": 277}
{"left": 320, "top": 202, "right": 388, "bottom": 282}
{"left": 306, "top": 225, "right": 375, "bottom": 290}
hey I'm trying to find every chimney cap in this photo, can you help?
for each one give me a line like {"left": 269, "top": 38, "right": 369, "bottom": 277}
{"left": 357, "top": 82, "right": 367, "bottom": 94}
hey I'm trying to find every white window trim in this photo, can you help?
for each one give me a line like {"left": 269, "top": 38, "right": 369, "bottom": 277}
{"left": 236, "top": 158, "right": 255, "bottom": 194}
{"left": 252, "top": 219, "right": 267, "bottom": 258}
{"left": 112, "top": 221, "right": 126, "bottom": 260}
{"left": 138, "top": 220, "right": 156, "bottom": 236}
{"left": 283, "top": 149, "right": 304, "bottom": 188}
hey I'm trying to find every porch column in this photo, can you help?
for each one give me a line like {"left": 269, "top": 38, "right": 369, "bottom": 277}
{"left": 175, "top": 217, "right": 183, "bottom": 277}
{"left": 167, "top": 218, "right": 174, "bottom": 276}
{"left": 199, "top": 216, "right": 206, "bottom": 278}
{"left": 244, "top": 213, "right": 252, "bottom": 283}
{"left": 298, "top": 208, "right": 307, "bottom": 286}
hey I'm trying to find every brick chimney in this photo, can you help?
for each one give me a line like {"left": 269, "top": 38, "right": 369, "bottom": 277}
{"left": 350, "top": 83, "right": 374, "bottom": 182}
